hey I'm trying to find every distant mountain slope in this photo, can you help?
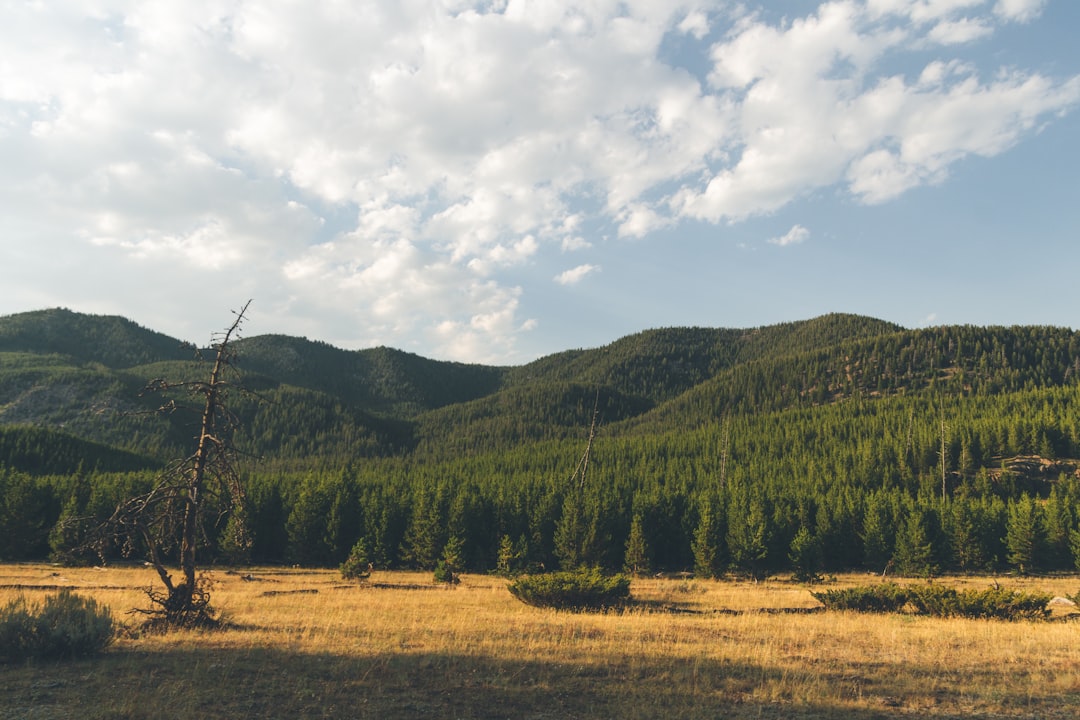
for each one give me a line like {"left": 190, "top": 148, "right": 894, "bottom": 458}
{"left": 0, "top": 425, "right": 159, "bottom": 475}
{"left": 624, "top": 322, "right": 1080, "bottom": 435}
{"left": 233, "top": 335, "right": 506, "bottom": 417}
{"left": 1, "top": 308, "right": 1077, "bottom": 468}
{"left": 505, "top": 314, "right": 903, "bottom": 404}
{"left": 0, "top": 308, "right": 192, "bottom": 368}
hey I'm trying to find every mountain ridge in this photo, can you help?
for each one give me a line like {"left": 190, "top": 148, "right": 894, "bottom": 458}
{"left": 1, "top": 307, "right": 1077, "bottom": 468}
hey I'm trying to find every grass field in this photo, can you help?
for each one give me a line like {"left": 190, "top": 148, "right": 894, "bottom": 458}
{"left": 2, "top": 564, "right": 1079, "bottom": 719}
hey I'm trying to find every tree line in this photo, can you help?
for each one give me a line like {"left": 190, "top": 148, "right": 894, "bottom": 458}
{"left": 5, "top": 381, "right": 1079, "bottom": 578}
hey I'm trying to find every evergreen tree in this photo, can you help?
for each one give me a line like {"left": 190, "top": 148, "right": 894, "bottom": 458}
{"left": 860, "top": 491, "right": 895, "bottom": 573}
{"left": 726, "top": 487, "right": 770, "bottom": 580}
{"left": 788, "top": 525, "right": 823, "bottom": 582}
{"left": 0, "top": 468, "right": 56, "bottom": 561}
{"left": 893, "top": 509, "right": 937, "bottom": 577}
{"left": 1069, "top": 528, "right": 1080, "bottom": 572}
{"left": 623, "top": 513, "right": 651, "bottom": 576}
{"left": 285, "top": 475, "right": 333, "bottom": 565}
{"left": 48, "top": 484, "right": 96, "bottom": 565}
{"left": 691, "top": 497, "right": 724, "bottom": 579}
{"left": 554, "top": 489, "right": 587, "bottom": 570}
{"left": 496, "top": 534, "right": 526, "bottom": 577}
{"left": 402, "top": 486, "right": 444, "bottom": 570}
{"left": 434, "top": 534, "right": 464, "bottom": 584}
{"left": 340, "top": 538, "right": 372, "bottom": 581}
{"left": 945, "top": 497, "right": 977, "bottom": 571}
{"left": 1005, "top": 494, "right": 1043, "bottom": 574}
{"left": 217, "top": 504, "right": 252, "bottom": 565}
{"left": 1041, "top": 487, "right": 1072, "bottom": 570}
{"left": 325, "top": 470, "right": 363, "bottom": 564}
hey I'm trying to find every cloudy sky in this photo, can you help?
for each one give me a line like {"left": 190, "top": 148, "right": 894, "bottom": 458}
{"left": 2, "top": 0, "right": 1078, "bottom": 364}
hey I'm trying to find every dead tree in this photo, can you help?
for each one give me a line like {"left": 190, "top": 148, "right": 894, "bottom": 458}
{"left": 103, "top": 301, "right": 253, "bottom": 628}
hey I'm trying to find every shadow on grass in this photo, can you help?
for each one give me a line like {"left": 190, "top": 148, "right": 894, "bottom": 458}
{"left": 3, "top": 642, "right": 1072, "bottom": 720}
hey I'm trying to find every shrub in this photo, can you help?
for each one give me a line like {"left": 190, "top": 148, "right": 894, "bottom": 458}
{"left": 813, "top": 583, "right": 1051, "bottom": 621}
{"left": 508, "top": 567, "right": 631, "bottom": 611}
{"left": 433, "top": 559, "right": 460, "bottom": 585}
{"left": 340, "top": 539, "right": 372, "bottom": 581}
{"left": 811, "top": 583, "right": 910, "bottom": 613}
{"left": 908, "top": 585, "right": 1050, "bottom": 621}
{"left": 0, "top": 591, "right": 115, "bottom": 663}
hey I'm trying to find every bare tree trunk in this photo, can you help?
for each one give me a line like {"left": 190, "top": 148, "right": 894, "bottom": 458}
{"left": 97, "top": 301, "right": 252, "bottom": 628}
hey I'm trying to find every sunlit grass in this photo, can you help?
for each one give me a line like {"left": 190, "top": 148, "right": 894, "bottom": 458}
{"left": 2, "top": 565, "right": 1079, "bottom": 718}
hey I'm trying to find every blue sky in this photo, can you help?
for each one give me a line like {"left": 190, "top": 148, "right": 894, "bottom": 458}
{"left": 2, "top": 1, "right": 1078, "bottom": 363}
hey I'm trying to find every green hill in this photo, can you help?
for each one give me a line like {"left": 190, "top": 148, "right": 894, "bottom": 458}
{"left": 3, "top": 307, "right": 1080, "bottom": 575}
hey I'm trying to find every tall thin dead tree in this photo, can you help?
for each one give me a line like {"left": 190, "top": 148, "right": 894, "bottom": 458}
{"left": 103, "top": 301, "right": 252, "bottom": 628}
{"left": 569, "top": 390, "right": 601, "bottom": 490}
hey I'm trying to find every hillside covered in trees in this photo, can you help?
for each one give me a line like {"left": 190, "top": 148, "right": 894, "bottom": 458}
{"left": 2, "top": 307, "right": 1080, "bottom": 579}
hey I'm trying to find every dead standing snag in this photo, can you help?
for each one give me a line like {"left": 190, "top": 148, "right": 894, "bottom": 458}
{"left": 104, "top": 301, "right": 253, "bottom": 628}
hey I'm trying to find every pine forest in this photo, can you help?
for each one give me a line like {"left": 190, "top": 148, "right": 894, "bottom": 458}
{"left": 3, "top": 307, "right": 1080, "bottom": 581}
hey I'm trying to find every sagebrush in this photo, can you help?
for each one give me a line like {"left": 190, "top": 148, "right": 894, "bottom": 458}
{"left": 0, "top": 590, "right": 115, "bottom": 662}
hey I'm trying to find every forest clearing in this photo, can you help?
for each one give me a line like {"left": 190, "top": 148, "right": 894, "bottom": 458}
{"left": 2, "top": 564, "right": 1079, "bottom": 719}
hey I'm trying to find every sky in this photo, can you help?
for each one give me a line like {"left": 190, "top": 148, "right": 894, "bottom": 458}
{"left": 2, "top": 0, "right": 1079, "bottom": 365}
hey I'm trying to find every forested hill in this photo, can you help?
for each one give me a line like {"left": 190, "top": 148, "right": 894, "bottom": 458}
{"left": 0, "top": 308, "right": 1077, "bottom": 466}
{"left": 4, "top": 307, "right": 1080, "bottom": 574}
{"left": 0, "top": 308, "right": 192, "bottom": 368}
{"left": 504, "top": 314, "right": 903, "bottom": 404}
{"left": 233, "top": 335, "right": 505, "bottom": 417}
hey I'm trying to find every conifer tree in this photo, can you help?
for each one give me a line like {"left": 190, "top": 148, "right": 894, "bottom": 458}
{"left": 726, "top": 487, "right": 770, "bottom": 580}
{"left": 860, "top": 491, "right": 895, "bottom": 573}
{"left": 1005, "top": 494, "right": 1043, "bottom": 574}
{"left": 691, "top": 499, "right": 724, "bottom": 579}
{"left": 623, "top": 513, "right": 651, "bottom": 576}
{"left": 893, "top": 509, "right": 937, "bottom": 577}
{"left": 403, "top": 486, "right": 444, "bottom": 570}
{"left": 788, "top": 525, "right": 822, "bottom": 582}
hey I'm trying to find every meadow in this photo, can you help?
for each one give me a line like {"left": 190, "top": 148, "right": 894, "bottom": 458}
{"left": 2, "top": 564, "right": 1079, "bottom": 719}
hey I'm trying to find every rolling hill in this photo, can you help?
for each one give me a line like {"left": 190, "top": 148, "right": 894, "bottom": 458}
{"left": 3, "top": 307, "right": 1079, "bottom": 573}
{"left": 1, "top": 308, "right": 1077, "bottom": 468}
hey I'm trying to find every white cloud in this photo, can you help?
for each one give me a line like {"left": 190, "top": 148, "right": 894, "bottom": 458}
{"left": 0, "top": 1, "right": 1076, "bottom": 360}
{"left": 928, "top": 18, "right": 993, "bottom": 45}
{"left": 676, "top": 2, "right": 1079, "bottom": 220}
{"left": 768, "top": 225, "right": 810, "bottom": 247}
{"left": 561, "top": 235, "right": 592, "bottom": 252}
{"left": 679, "top": 10, "right": 710, "bottom": 39}
{"left": 994, "top": 0, "right": 1046, "bottom": 23}
{"left": 554, "top": 264, "right": 601, "bottom": 285}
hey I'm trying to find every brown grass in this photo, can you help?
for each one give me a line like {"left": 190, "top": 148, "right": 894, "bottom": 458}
{"left": 2, "top": 565, "right": 1079, "bottom": 719}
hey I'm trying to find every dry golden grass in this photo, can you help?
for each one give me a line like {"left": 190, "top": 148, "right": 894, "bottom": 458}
{"left": 2, "top": 565, "right": 1079, "bottom": 719}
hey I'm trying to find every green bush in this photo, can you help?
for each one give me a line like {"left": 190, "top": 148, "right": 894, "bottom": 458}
{"left": 908, "top": 585, "right": 1050, "bottom": 621}
{"left": 813, "top": 583, "right": 1051, "bottom": 621}
{"left": 339, "top": 539, "right": 372, "bottom": 581}
{"left": 906, "top": 585, "right": 961, "bottom": 618}
{"left": 508, "top": 567, "right": 631, "bottom": 611}
{"left": 0, "top": 591, "right": 115, "bottom": 663}
{"left": 811, "top": 583, "right": 910, "bottom": 613}
{"left": 433, "top": 559, "right": 460, "bottom": 585}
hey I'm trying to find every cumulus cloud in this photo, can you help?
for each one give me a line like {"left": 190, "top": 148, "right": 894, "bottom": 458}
{"left": 0, "top": 0, "right": 1076, "bottom": 360}
{"left": 768, "top": 225, "right": 810, "bottom": 247}
{"left": 994, "top": 0, "right": 1046, "bottom": 23}
{"left": 554, "top": 264, "right": 601, "bottom": 285}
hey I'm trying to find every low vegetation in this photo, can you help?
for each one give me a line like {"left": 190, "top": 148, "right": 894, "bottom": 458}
{"left": 812, "top": 582, "right": 1052, "bottom": 620}
{"left": 0, "top": 589, "right": 114, "bottom": 663}
{"left": 4, "top": 565, "right": 1077, "bottom": 719}
{"left": 507, "top": 567, "right": 631, "bottom": 610}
